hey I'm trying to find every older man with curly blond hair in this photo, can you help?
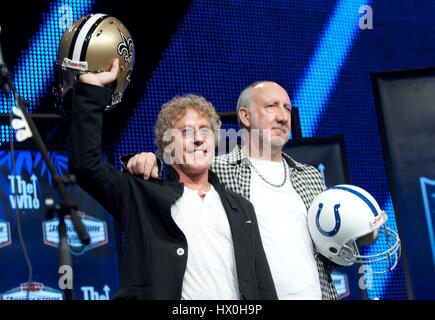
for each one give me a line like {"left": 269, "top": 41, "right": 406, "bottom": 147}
{"left": 67, "top": 59, "right": 277, "bottom": 300}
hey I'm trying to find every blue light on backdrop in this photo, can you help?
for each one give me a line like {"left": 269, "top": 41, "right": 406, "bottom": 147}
{"left": 2, "top": 0, "right": 430, "bottom": 299}
{"left": 293, "top": 0, "right": 372, "bottom": 138}
{"left": 0, "top": 0, "right": 94, "bottom": 121}
{"left": 0, "top": 126, "right": 10, "bottom": 144}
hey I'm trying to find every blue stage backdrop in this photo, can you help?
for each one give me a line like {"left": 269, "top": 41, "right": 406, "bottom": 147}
{"left": 113, "top": 0, "right": 416, "bottom": 300}
{"left": 3, "top": 0, "right": 435, "bottom": 299}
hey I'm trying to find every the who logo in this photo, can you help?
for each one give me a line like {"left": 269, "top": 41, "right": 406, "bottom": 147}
{"left": 8, "top": 174, "right": 40, "bottom": 210}
{"left": 420, "top": 177, "right": 435, "bottom": 267}
{"left": 0, "top": 219, "right": 11, "bottom": 248}
{"left": 42, "top": 211, "right": 108, "bottom": 255}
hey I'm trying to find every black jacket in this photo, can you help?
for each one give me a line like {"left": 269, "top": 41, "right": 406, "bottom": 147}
{"left": 67, "top": 81, "right": 277, "bottom": 300}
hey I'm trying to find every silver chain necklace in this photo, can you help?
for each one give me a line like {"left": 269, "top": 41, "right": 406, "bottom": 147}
{"left": 248, "top": 158, "right": 287, "bottom": 188}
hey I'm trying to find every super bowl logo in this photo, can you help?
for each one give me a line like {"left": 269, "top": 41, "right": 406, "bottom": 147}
{"left": 0, "top": 282, "right": 63, "bottom": 300}
{"left": 42, "top": 211, "right": 108, "bottom": 255}
{"left": 0, "top": 219, "right": 11, "bottom": 248}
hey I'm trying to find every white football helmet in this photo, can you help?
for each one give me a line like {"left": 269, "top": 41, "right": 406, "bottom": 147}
{"left": 307, "top": 184, "right": 401, "bottom": 273}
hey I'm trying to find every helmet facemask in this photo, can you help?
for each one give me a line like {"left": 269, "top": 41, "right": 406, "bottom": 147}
{"left": 337, "top": 212, "right": 401, "bottom": 273}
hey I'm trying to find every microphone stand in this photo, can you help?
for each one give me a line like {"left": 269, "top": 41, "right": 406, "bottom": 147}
{"left": 0, "top": 55, "right": 90, "bottom": 301}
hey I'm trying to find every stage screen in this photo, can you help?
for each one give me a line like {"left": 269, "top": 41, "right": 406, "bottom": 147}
{"left": 372, "top": 67, "right": 435, "bottom": 299}
{"left": 0, "top": 147, "right": 120, "bottom": 300}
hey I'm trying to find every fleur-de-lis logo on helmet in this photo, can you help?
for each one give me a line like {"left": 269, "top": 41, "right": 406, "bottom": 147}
{"left": 117, "top": 30, "right": 134, "bottom": 64}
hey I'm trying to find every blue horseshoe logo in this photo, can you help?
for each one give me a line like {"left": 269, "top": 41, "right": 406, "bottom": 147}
{"left": 315, "top": 203, "right": 341, "bottom": 237}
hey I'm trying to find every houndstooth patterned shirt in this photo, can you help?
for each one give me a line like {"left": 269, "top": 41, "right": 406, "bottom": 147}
{"left": 211, "top": 145, "right": 339, "bottom": 300}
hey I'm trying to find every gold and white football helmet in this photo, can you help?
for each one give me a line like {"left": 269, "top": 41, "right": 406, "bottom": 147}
{"left": 56, "top": 13, "right": 135, "bottom": 109}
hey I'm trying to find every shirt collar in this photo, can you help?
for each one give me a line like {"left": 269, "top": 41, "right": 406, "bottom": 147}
{"left": 164, "top": 164, "right": 226, "bottom": 191}
{"left": 225, "top": 144, "right": 302, "bottom": 170}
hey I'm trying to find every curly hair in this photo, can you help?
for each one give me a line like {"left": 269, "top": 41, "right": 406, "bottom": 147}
{"left": 154, "top": 94, "right": 222, "bottom": 158}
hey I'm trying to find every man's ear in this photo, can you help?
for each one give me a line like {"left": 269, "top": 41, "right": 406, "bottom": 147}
{"left": 238, "top": 107, "right": 251, "bottom": 128}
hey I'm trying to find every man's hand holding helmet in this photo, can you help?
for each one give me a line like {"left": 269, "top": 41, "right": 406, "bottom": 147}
{"left": 79, "top": 58, "right": 119, "bottom": 88}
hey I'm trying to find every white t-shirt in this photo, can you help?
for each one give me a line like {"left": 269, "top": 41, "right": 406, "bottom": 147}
{"left": 248, "top": 157, "right": 322, "bottom": 300}
{"left": 171, "top": 185, "right": 239, "bottom": 300}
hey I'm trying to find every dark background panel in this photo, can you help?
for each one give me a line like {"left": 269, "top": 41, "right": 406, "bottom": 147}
{"left": 372, "top": 68, "right": 435, "bottom": 299}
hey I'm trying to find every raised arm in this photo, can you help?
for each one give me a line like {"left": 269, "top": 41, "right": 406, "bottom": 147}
{"left": 67, "top": 59, "right": 131, "bottom": 223}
